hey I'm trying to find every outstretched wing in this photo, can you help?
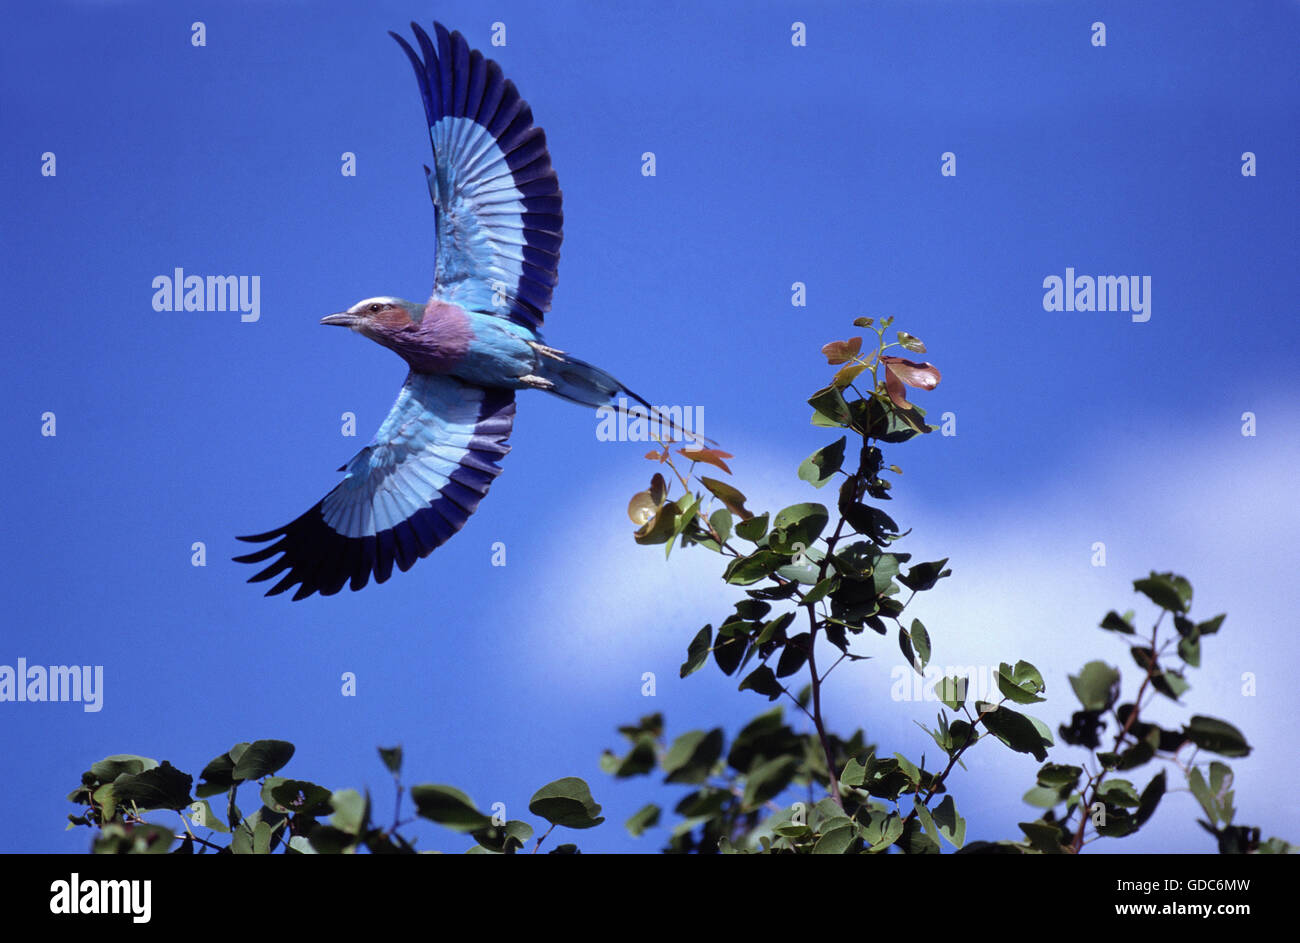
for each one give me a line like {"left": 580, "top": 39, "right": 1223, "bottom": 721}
{"left": 234, "top": 373, "right": 515, "bottom": 600}
{"left": 390, "top": 22, "right": 562, "bottom": 331}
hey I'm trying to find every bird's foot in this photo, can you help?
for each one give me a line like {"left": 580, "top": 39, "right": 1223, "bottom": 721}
{"left": 519, "top": 374, "right": 555, "bottom": 390}
{"left": 527, "top": 341, "right": 567, "bottom": 361}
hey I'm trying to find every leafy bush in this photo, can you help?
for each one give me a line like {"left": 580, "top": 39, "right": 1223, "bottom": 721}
{"left": 66, "top": 320, "right": 1293, "bottom": 854}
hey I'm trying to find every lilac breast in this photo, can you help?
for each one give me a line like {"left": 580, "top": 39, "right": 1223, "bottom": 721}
{"left": 400, "top": 300, "right": 474, "bottom": 374}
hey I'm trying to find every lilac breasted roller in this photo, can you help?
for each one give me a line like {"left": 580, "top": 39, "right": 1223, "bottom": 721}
{"left": 235, "top": 22, "right": 664, "bottom": 599}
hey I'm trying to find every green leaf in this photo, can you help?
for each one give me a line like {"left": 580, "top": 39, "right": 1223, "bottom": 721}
{"left": 472, "top": 819, "right": 534, "bottom": 854}
{"left": 1099, "top": 610, "right": 1136, "bottom": 634}
{"left": 232, "top": 740, "right": 295, "bottom": 781}
{"left": 664, "top": 493, "right": 699, "bottom": 558}
{"left": 997, "top": 660, "right": 1046, "bottom": 705}
{"left": 252, "top": 820, "right": 273, "bottom": 855}
{"left": 1152, "top": 669, "right": 1190, "bottom": 701}
{"left": 899, "top": 558, "right": 951, "bottom": 592}
{"left": 1183, "top": 716, "right": 1251, "bottom": 757}
{"left": 528, "top": 778, "right": 605, "bottom": 829}
{"left": 931, "top": 795, "right": 966, "bottom": 849}
{"left": 1023, "top": 785, "right": 1065, "bottom": 809}
{"left": 329, "top": 789, "right": 367, "bottom": 836}
{"left": 1097, "top": 779, "right": 1141, "bottom": 808}
{"left": 769, "top": 503, "right": 829, "bottom": 554}
{"left": 914, "top": 799, "right": 939, "bottom": 846}
{"left": 723, "top": 550, "right": 789, "bottom": 585}
{"left": 378, "top": 746, "right": 403, "bottom": 776}
{"left": 979, "top": 704, "right": 1052, "bottom": 761}
{"left": 1019, "top": 819, "right": 1069, "bottom": 854}
{"left": 1114, "top": 734, "right": 1157, "bottom": 772}
{"left": 831, "top": 362, "right": 871, "bottom": 390}
{"left": 90, "top": 755, "right": 158, "bottom": 782}
{"left": 776, "top": 633, "right": 811, "bottom": 678}
{"left": 1036, "top": 764, "right": 1083, "bottom": 790}
{"left": 935, "top": 676, "right": 968, "bottom": 710}
{"left": 1133, "top": 572, "right": 1191, "bottom": 613}
{"left": 867, "top": 813, "right": 905, "bottom": 852}
{"left": 111, "top": 762, "right": 193, "bottom": 812}
{"left": 849, "top": 393, "right": 930, "bottom": 443}
{"left": 896, "top": 331, "right": 926, "bottom": 353}
{"left": 1259, "top": 837, "right": 1298, "bottom": 854}
{"left": 802, "top": 577, "right": 837, "bottom": 606}
{"left": 734, "top": 512, "right": 769, "bottom": 542}
{"left": 739, "top": 666, "right": 784, "bottom": 700}
{"left": 187, "top": 799, "right": 230, "bottom": 833}
{"left": 265, "top": 779, "right": 333, "bottom": 817}
{"left": 841, "top": 756, "right": 868, "bottom": 788}
{"left": 813, "top": 823, "right": 856, "bottom": 854}
{"left": 625, "top": 804, "right": 661, "bottom": 838}
{"left": 1197, "top": 614, "right": 1226, "bottom": 636}
{"left": 197, "top": 744, "right": 249, "bottom": 796}
{"left": 708, "top": 508, "right": 733, "bottom": 546}
{"left": 604, "top": 736, "right": 657, "bottom": 778}
{"left": 680, "top": 625, "right": 712, "bottom": 679}
{"left": 843, "top": 503, "right": 900, "bottom": 544}
{"left": 808, "top": 386, "right": 853, "bottom": 426}
{"left": 1136, "top": 770, "right": 1166, "bottom": 826}
{"left": 662, "top": 729, "right": 724, "bottom": 784}
{"left": 411, "top": 784, "right": 494, "bottom": 832}
{"left": 775, "top": 544, "right": 824, "bottom": 584}
{"left": 700, "top": 477, "right": 753, "bottom": 521}
{"left": 798, "top": 437, "right": 847, "bottom": 488}
{"left": 755, "top": 611, "right": 795, "bottom": 645}
{"left": 1187, "top": 766, "right": 1218, "bottom": 825}
{"left": 898, "top": 626, "right": 920, "bottom": 675}
{"left": 741, "top": 756, "right": 799, "bottom": 811}
{"left": 909, "top": 619, "right": 931, "bottom": 669}
{"left": 1068, "top": 661, "right": 1120, "bottom": 711}
{"left": 713, "top": 634, "right": 747, "bottom": 676}
{"left": 894, "top": 753, "right": 921, "bottom": 786}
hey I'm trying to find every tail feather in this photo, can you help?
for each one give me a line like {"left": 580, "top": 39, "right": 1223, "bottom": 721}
{"left": 537, "top": 354, "right": 710, "bottom": 445}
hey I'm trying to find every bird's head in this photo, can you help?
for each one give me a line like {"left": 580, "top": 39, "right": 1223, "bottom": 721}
{"left": 320, "top": 297, "right": 424, "bottom": 345}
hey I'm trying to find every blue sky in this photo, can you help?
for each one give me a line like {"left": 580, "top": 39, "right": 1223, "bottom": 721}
{"left": 2, "top": 0, "right": 1297, "bottom": 853}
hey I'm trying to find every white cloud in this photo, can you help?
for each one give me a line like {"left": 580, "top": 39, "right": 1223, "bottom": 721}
{"left": 522, "top": 415, "right": 1300, "bottom": 849}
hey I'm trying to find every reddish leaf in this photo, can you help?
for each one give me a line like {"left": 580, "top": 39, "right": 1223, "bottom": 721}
{"left": 821, "top": 337, "right": 863, "bottom": 365}
{"left": 883, "top": 367, "right": 910, "bottom": 407}
{"left": 650, "top": 473, "right": 667, "bottom": 506}
{"left": 678, "top": 447, "right": 733, "bottom": 474}
{"left": 644, "top": 448, "right": 667, "bottom": 463}
{"left": 880, "top": 355, "right": 941, "bottom": 391}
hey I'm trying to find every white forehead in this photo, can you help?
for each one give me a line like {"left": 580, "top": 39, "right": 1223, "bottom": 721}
{"left": 347, "top": 296, "right": 404, "bottom": 313}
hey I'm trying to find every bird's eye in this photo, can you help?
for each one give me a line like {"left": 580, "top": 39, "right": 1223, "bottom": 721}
{"left": 369, "top": 304, "right": 382, "bottom": 313}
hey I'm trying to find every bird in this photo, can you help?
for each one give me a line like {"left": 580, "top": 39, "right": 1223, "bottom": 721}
{"left": 235, "top": 22, "right": 674, "bottom": 600}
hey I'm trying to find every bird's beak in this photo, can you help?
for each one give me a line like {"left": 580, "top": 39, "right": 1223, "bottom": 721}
{"left": 320, "top": 312, "right": 359, "bottom": 328}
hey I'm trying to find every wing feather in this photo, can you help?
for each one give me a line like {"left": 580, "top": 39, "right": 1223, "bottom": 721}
{"left": 234, "top": 373, "right": 514, "bottom": 599}
{"left": 390, "top": 22, "right": 562, "bottom": 330}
